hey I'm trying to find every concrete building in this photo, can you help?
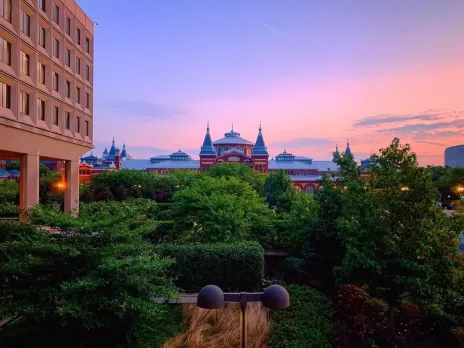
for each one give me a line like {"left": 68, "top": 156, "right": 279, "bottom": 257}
{"left": 0, "top": 0, "right": 94, "bottom": 214}
{"left": 445, "top": 145, "right": 464, "bottom": 168}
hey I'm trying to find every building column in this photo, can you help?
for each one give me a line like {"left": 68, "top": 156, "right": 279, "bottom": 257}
{"left": 64, "top": 160, "right": 79, "bottom": 215}
{"left": 19, "top": 153, "right": 40, "bottom": 219}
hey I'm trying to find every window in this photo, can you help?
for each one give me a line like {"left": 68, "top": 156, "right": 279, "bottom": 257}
{"left": 21, "top": 11, "right": 30, "bottom": 36}
{"left": 52, "top": 106, "right": 59, "bottom": 125}
{"left": 52, "top": 71, "right": 59, "bottom": 91}
{"left": 65, "top": 111, "right": 70, "bottom": 129}
{"left": 1, "top": 0, "right": 12, "bottom": 22}
{"left": 65, "top": 48, "right": 70, "bottom": 66}
{"left": 76, "top": 87, "right": 80, "bottom": 103}
{"left": 0, "top": 38, "right": 11, "bottom": 65}
{"left": 76, "top": 116, "right": 80, "bottom": 132}
{"left": 76, "top": 57, "right": 80, "bottom": 74}
{"left": 37, "top": 99, "right": 45, "bottom": 120}
{"left": 52, "top": 4, "right": 59, "bottom": 24}
{"left": 20, "top": 91, "right": 29, "bottom": 115}
{"left": 20, "top": 51, "right": 29, "bottom": 76}
{"left": 65, "top": 17, "right": 71, "bottom": 35}
{"left": 85, "top": 92, "right": 89, "bottom": 108}
{"left": 0, "top": 82, "right": 11, "bottom": 109}
{"left": 65, "top": 80, "right": 70, "bottom": 98}
{"left": 85, "top": 120, "right": 89, "bottom": 136}
{"left": 85, "top": 37, "right": 90, "bottom": 53}
{"left": 38, "top": 62, "right": 45, "bottom": 84}
{"left": 85, "top": 64, "right": 90, "bottom": 80}
{"left": 76, "top": 28, "right": 81, "bottom": 45}
{"left": 53, "top": 38, "right": 59, "bottom": 58}
{"left": 38, "top": 26, "right": 46, "bottom": 47}
{"left": 39, "top": 0, "right": 45, "bottom": 11}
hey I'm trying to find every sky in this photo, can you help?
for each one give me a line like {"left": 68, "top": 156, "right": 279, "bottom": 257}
{"left": 78, "top": 0, "right": 464, "bottom": 165}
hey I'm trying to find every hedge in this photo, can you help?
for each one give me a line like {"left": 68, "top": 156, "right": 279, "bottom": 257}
{"left": 154, "top": 242, "right": 264, "bottom": 292}
{"left": 268, "top": 285, "right": 333, "bottom": 348}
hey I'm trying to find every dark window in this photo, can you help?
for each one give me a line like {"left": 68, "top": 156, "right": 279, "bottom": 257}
{"left": 76, "top": 116, "right": 80, "bottom": 132}
{"left": 76, "top": 87, "right": 80, "bottom": 103}
{"left": 53, "top": 38, "right": 59, "bottom": 58}
{"left": 76, "top": 28, "right": 81, "bottom": 45}
{"left": 85, "top": 37, "right": 90, "bottom": 53}
{"left": 85, "top": 120, "right": 89, "bottom": 136}
{"left": 65, "top": 49, "right": 70, "bottom": 66}
{"left": 38, "top": 62, "right": 45, "bottom": 84}
{"left": 0, "top": 0, "right": 12, "bottom": 22}
{"left": 38, "top": 26, "right": 46, "bottom": 47}
{"left": 20, "top": 91, "right": 29, "bottom": 115}
{"left": 66, "top": 17, "right": 71, "bottom": 35}
{"left": 76, "top": 57, "right": 80, "bottom": 73}
{"left": 52, "top": 71, "right": 59, "bottom": 91}
{"left": 52, "top": 106, "right": 59, "bottom": 125}
{"left": 53, "top": 4, "right": 59, "bottom": 24}
{"left": 0, "top": 38, "right": 11, "bottom": 65}
{"left": 37, "top": 99, "right": 45, "bottom": 120}
{"left": 65, "top": 111, "right": 70, "bottom": 129}
{"left": 20, "top": 51, "right": 29, "bottom": 75}
{"left": 0, "top": 82, "right": 11, "bottom": 109}
{"left": 85, "top": 65, "right": 90, "bottom": 80}
{"left": 39, "top": 0, "right": 45, "bottom": 11}
{"left": 85, "top": 92, "right": 90, "bottom": 108}
{"left": 21, "top": 11, "right": 30, "bottom": 36}
{"left": 65, "top": 80, "right": 70, "bottom": 98}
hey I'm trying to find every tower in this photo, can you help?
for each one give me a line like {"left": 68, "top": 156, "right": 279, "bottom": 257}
{"left": 199, "top": 123, "right": 217, "bottom": 171}
{"left": 345, "top": 141, "right": 352, "bottom": 157}
{"left": 252, "top": 123, "right": 269, "bottom": 173}
{"left": 333, "top": 144, "right": 340, "bottom": 163}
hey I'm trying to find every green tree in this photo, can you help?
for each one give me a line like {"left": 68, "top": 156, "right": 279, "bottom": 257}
{"left": 0, "top": 214, "right": 178, "bottom": 347}
{"left": 6, "top": 160, "right": 51, "bottom": 177}
{"left": 170, "top": 176, "right": 273, "bottom": 243}
{"left": 208, "top": 162, "right": 266, "bottom": 195}
{"left": 264, "top": 170, "right": 296, "bottom": 212}
{"left": 336, "top": 138, "right": 461, "bottom": 337}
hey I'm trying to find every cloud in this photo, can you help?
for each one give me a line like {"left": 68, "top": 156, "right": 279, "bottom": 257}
{"left": 414, "top": 140, "right": 446, "bottom": 146}
{"left": 271, "top": 137, "right": 336, "bottom": 149}
{"left": 377, "top": 119, "right": 464, "bottom": 133}
{"left": 353, "top": 111, "right": 444, "bottom": 127}
{"left": 99, "top": 98, "right": 186, "bottom": 119}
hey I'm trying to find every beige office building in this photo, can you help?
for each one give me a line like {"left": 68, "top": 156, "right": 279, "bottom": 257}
{"left": 0, "top": 0, "right": 94, "bottom": 214}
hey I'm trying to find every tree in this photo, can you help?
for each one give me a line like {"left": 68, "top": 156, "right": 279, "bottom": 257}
{"left": 169, "top": 176, "right": 274, "bottom": 243}
{"left": 0, "top": 212, "right": 178, "bottom": 347}
{"left": 335, "top": 138, "right": 462, "bottom": 337}
{"left": 264, "top": 170, "right": 296, "bottom": 212}
{"left": 208, "top": 162, "right": 266, "bottom": 195}
{"left": 6, "top": 160, "right": 51, "bottom": 177}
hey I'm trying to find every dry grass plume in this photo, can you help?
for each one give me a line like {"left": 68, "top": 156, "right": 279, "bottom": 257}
{"left": 163, "top": 302, "right": 270, "bottom": 348}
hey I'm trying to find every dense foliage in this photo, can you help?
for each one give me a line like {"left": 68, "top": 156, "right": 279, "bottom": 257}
{"left": 154, "top": 242, "right": 264, "bottom": 292}
{"left": 0, "top": 205, "right": 180, "bottom": 348}
{"left": 268, "top": 285, "right": 333, "bottom": 348}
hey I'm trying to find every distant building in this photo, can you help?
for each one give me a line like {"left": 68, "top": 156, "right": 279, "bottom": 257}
{"left": 122, "top": 124, "right": 355, "bottom": 192}
{"left": 445, "top": 145, "right": 464, "bottom": 167}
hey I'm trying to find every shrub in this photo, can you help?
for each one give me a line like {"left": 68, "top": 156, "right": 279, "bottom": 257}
{"left": 0, "top": 219, "right": 178, "bottom": 348}
{"left": 154, "top": 242, "right": 264, "bottom": 292}
{"left": 268, "top": 285, "right": 333, "bottom": 348}
{"left": 0, "top": 179, "right": 19, "bottom": 204}
{"left": 143, "top": 221, "right": 176, "bottom": 244}
{"left": 0, "top": 202, "right": 19, "bottom": 217}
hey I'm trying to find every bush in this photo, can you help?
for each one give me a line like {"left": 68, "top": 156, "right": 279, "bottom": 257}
{"left": 154, "top": 242, "right": 264, "bottom": 292}
{"left": 0, "top": 202, "right": 19, "bottom": 217}
{"left": 268, "top": 285, "right": 333, "bottom": 348}
{"left": 0, "top": 179, "right": 19, "bottom": 204}
{"left": 143, "top": 221, "right": 176, "bottom": 244}
{"left": 0, "top": 219, "right": 178, "bottom": 348}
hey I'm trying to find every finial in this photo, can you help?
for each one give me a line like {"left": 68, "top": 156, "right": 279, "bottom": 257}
{"left": 259, "top": 121, "right": 262, "bottom": 131}
{"left": 336, "top": 143, "right": 339, "bottom": 151}
{"left": 112, "top": 136, "right": 115, "bottom": 145}
{"left": 231, "top": 122, "right": 234, "bottom": 131}
{"left": 207, "top": 121, "right": 210, "bottom": 131}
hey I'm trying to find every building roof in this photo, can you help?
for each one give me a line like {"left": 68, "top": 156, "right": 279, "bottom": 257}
{"left": 213, "top": 128, "right": 254, "bottom": 145}
{"left": 252, "top": 124, "right": 268, "bottom": 155}
{"left": 121, "top": 159, "right": 200, "bottom": 170}
{"left": 200, "top": 124, "right": 217, "bottom": 155}
{"left": 269, "top": 159, "right": 339, "bottom": 171}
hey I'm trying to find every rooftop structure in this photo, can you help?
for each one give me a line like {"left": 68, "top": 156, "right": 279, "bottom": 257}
{"left": 445, "top": 144, "right": 464, "bottom": 168}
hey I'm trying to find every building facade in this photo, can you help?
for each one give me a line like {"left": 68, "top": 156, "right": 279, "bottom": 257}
{"left": 445, "top": 145, "right": 464, "bottom": 168}
{"left": 120, "top": 125, "right": 353, "bottom": 191}
{"left": 0, "top": 0, "right": 94, "bottom": 213}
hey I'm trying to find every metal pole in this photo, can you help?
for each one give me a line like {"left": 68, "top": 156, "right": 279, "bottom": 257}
{"left": 240, "top": 302, "right": 247, "bottom": 348}
{"left": 240, "top": 292, "right": 247, "bottom": 348}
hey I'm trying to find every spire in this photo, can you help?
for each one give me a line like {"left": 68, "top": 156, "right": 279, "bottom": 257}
{"left": 333, "top": 143, "right": 340, "bottom": 163}
{"left": 120, "top": 142, "right": 127, "bottom": 159}
{"left": 252, "top": 123, "right": 268, "bottom": 156}
{"left": 345, "top": 140, "right": 352, "bottom": 156}
{"left": 200, "top": 123, "right": 216, "bottom": 156}
{"left": 231, "top": 122, "right": 234, "bottom": 131}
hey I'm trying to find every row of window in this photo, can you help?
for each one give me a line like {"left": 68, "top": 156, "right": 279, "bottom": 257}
{"left": 2, "top": 0, "right": 91, "bottom": 55}
{"left": 1, "top": 81, "right": 89, "bottom": 135}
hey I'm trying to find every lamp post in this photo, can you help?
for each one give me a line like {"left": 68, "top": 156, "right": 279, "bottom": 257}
{"left": 197, "top": 284, "right": 289, "bottom": 348}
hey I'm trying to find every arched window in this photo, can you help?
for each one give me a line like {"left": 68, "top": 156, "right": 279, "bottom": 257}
{"left": 305, "top": 185, "right": 314, "bottom": 194}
